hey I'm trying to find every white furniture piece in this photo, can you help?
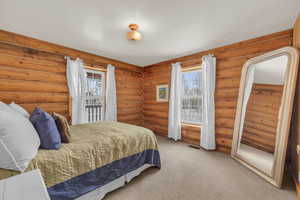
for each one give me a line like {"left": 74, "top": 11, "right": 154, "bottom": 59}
{"left": 0, "top": 169, "right": 50, "bottom": 200}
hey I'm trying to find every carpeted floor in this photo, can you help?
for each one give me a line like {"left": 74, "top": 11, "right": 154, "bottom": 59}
{"left": 105, "top": 136, "right": 297, "bottom": 200}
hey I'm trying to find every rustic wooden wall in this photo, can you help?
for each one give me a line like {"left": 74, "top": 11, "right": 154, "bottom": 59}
{"left": 143, "top": 29, "right": 293, "bottom": 153}
{"left": 241, "top": 84, "right": 283, "bottom": 153}
{"left": 0, "top": 29, "right": 294, "bottom": 153}
{"left": 181, "top": 124, "right": 201, "bottom": 145}
{"left": 116, "top": 69, "right": 143, "bottom": 125}
{"left": 0, "top": 30, "right": 143, "bottom": 126}
{"left": 290, "top": 13, "right": 300, "bottom": 187}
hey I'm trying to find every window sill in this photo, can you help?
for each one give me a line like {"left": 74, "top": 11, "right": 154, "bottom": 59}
{"left": 181, "top": 122, "right": 202, "bottom": 128}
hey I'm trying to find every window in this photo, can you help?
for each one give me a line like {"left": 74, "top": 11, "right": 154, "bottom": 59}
{"left": 181, "top": 69, "right": 203, "bottom": 125}
{"left": 85, "top": 69, "right": 105, "bottom": 123}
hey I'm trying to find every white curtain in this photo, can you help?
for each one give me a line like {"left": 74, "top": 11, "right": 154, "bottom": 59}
{"left": 66, "top": 57, "right": 87, "bottom": 125}
{"left": 238, "top": 67, "right": 256, "bottom": 146}
{"left": 105, "top": 64, "right": 117, "bottom": 121}
{"left": 168, "top": 62, "right": 182, "bottom": 141}
{"left": 200, "top": 55, "right": 216, "bottom": 150}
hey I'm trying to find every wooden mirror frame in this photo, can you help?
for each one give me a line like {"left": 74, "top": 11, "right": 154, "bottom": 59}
{"left": 231, "top": 47, "right": 299, "bottom": 188}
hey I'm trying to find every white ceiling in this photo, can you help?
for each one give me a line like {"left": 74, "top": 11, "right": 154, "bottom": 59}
{"left": 0, "top": 0, "right": 299, "bottom": 67}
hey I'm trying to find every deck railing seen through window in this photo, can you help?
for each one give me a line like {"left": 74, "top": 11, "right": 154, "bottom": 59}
{"left": 85, "top": 69, "right": 105, "bottom": 123}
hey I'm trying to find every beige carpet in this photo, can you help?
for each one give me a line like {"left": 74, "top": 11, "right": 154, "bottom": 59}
{"left": 105, "top": 136, "right": 297, "bottom": 200}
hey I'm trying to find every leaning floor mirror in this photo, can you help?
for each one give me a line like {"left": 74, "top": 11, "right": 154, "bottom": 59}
{"left": 231, "top": 47, "right": 299, "bottom": 187}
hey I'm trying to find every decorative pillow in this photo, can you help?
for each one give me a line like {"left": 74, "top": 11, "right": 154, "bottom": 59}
{"left": 30, "top": 108, "right": 61, "bottom": 150}
{"left": 52, "top": 112, "right": 71, "bottom": 143}
{"left": 9, "top": 102, "right": 30, "bottom": 118}
{"left": 0, "top": 108, "right": 40, "bottom": 171}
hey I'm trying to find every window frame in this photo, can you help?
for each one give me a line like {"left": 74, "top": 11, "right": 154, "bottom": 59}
{"left": 181, "top": 66, "right": 203, "bottom": 126}
{"left": 84, "top": 68, "right": 106, "bottom": 122}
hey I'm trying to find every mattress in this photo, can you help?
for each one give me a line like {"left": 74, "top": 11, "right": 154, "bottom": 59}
{"left": 0, "top": 121, "right": 161, "bottom": 200}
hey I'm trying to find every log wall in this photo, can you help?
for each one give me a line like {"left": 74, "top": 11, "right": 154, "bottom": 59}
{"left": 0, "top": 29, "right": 294, "bottom": 153}
{"left": 0, "top": 30, "right": 143, "bottom": 126}
{"left": 241, "top": 84, "right": 283, "bottom": 153}
{"left": 143, "top": 30, "right": 293, "bottom": 153}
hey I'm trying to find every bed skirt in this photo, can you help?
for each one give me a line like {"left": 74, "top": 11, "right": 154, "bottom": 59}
{"left": 76, "top": 164, "right": 153, "bottom": 200}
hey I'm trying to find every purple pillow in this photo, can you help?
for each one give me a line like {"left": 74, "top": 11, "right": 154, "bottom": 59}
{"left": 30, "top": 108, "right": 61, "bottom": 150}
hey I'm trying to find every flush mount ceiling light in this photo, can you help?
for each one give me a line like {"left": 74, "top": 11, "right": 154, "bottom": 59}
{"left": 127, "top": 24, "right": 142, "bottom": 41}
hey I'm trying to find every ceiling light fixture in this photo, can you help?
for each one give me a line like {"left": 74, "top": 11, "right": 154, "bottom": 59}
{"left": 127, "top": 24, "right": 142, "bottom": 41}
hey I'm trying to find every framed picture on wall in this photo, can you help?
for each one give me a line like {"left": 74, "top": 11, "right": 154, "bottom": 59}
{"left": 156, "top": 85, "right": 169, "bottom": 102}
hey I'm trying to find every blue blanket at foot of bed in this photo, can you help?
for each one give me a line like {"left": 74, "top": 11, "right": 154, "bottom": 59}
{"left": 48, "top": 149, "right": 161, "bottom": 200}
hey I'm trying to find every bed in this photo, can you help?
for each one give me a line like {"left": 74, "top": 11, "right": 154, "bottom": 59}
{"left": 0, "top": 121, "right": 161, "bottom": 200}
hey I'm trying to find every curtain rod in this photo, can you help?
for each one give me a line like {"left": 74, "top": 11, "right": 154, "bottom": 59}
{"left": 181, "top": 64, "right": 202, "bottom": 72}
{"left": 0, "top": 41, "right": 142, "bottom": 73}
{"left": 0, "top": 41, "right": 70, "bottom": 58}
{"left": 85, "top": 65, "right": 107, "bottom": 72}
{"left": 0, "top": 41, "right": 108, "bottom": 67}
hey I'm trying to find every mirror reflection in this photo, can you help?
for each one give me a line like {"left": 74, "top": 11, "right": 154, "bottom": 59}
{"left": 237, "top": 55, "right": 288, "bottom": 176}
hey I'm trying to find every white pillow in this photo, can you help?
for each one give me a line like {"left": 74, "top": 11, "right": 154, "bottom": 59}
{"left": 0, "top": 101, "right": 13, "bottom": 113}
{"left": 9, "top": 102, "right": 30, "bottom": 118}
{"left": 0, "top": 109, "right": 40, "bottom": 171}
